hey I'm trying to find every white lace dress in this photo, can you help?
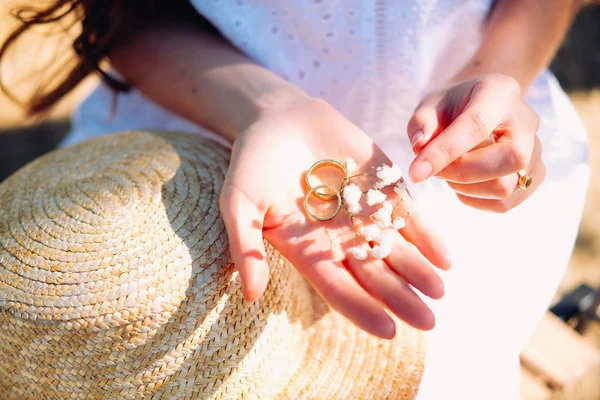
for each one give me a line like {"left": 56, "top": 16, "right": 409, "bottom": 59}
{"left": 63, "top": 1, "right": 590, "bottom": 398}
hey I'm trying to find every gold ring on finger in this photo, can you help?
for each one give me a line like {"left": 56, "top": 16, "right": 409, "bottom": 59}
{"left": 305, "top": 159, "right": 349, "bottom": 201}
{"left": 517, "top": 169, "right": 533, "bottom": 190}
{"left": 304, "top": 184, "right": 342, "bottom": 221}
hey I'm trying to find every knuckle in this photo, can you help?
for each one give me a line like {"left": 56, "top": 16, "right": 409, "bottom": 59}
{"left": 492, "top": 198, "right": 520, "bottom": 214}
{"left": 322, "top": 279, "right": 344, "bottom": 304}
{"left": 486, "top": 74, "right": 521, "bottom": 95}
{"left": 453, "top": 165, "right": 469, "bottom": 183}
{"left": 491, "top": 201, "right": 511, "bottom": 214}
{"left": 457, "top": 192, "right": 512, "bottom": 213}
{"left": 456, "top": 193, "right": 472, "bottom": 208}
{"left": 411, "top": 108, "right": 430, "bottom": 127}
{"left": 522, "top": 102, "right": 541, "bottom": 132}
{"left": 431, "top": 144, "right": 455, "bottom": 168}
{"left": 531, "top": 107, "right": 541, "bottom": 130}
{"left": 501, "top": 75, "right": 521, "bottom": 95}
{"left": 361, "top": 263, "right": 385, "bottom": 284}
{"left": 463, "top": 109, "right": 489, "bottom": 140}
{"left": 492, "top": 178, "right": 515, "bottom": 199}
{"left": 508, "top": 144, "right": 530, "bottom": 171}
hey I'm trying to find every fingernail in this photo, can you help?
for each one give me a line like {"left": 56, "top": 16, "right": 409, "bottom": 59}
{"left": 422, "top": 312, "right": 436, "bottom": 331}
{"left": 381, "top": 320, "right": 397, "bottom": 340}
{"left": 437, "top": 252, "right": 452, "bottom": 271}
{"left": 410, "top": 160, "right": 433, "bottom": 183}
{"left": 437, "top": 280, "right": 445, "bottom": 298}
{"left": 411, "top": 129, "right": 425, "bottom": 148}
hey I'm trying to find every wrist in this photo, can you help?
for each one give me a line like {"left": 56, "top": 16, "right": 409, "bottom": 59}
{"left": 253, "top": 85, "right": 311, "bottom": 120}
{"left": 236, "top": 94, "right": 337, "bottom": 147}
{"left": 211, "top": 71, "right": 310, "bottom": 142}
{"left": 450, "top": 62, "right": 530, "bottom": 92}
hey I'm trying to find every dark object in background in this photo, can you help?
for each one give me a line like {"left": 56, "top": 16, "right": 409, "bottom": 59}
{"left": 550, "top": 283, "right": 600, "bottom": 333}
{"left": 1, "top": 4, "right": 600, "bottom": 182}
{"left": 575, "top": 285, "right": 600, "bottom": 333}
{"left": 550, "top": 4, "right": 600, "bottom": 92}
{"left": 0, "top": 120, "right": 69, "bottom": 182}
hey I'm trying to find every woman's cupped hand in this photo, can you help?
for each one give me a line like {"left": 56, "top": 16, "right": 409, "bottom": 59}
{"left": 220, "top": 97, "right": 451, "bottom": 339}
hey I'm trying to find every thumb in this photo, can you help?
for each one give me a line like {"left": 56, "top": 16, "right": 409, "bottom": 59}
{"left": 220, "top": 187, "right": 270, "bottom": 302}
{"left": 406, "top": 95, "right": 443, "bottom": 154}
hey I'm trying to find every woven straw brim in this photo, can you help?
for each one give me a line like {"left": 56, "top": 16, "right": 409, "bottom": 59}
{"left": 0, "top": 131, "right": 424, "bottom": 399}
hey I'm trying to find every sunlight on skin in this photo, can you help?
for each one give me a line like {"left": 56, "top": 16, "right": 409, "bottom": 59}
{"left": 220, "top": 99, "right": 451, "bottom": 338}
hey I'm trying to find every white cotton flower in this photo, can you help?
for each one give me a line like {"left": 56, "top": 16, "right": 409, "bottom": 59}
{"left": 393, "top": 217, "right": 406, "bottom": 230}
{"left": 347, "top": 203, "right": 362, "bottom": 214}
{"left": 376, "top": 228, "right": 395, "bottom": 245}
{"left": 342, "top": 183, "right": 363, "bottom": 214}
{"left": 351, "top": 216, "right": 364, "bottom": 230}
{"left": 360, "top": 224, "right": 381, "bottom": 242}
{"left": 350, "top": 244, "right": 370, "bottom": 260}
{"left": 381, "top": 201, "right": 394, "bottom": 212}
{"left": 365, "top": 189, "right": 387, "bottom": 206}
{"left": 371, "top": 201, "right": 394, "bottom": 228}
{"left": 376, "top": 164, "right": 403, "bottom": 189}
{"left": 345, "top": 158, "right": 357, "bottom": 173}
{"left": 342, "top": 183, "right": 362, "bottom": 204}
{"left": 372, "top": 244, "right": 392, "bottom": 259}
{"left": 372, "top": 229, "right": 395, "bottom": 259}
{"left": 394, "top": 179, "right": 406, "bottom": 195}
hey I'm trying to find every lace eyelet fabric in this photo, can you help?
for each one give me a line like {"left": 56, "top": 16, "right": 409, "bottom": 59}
{"left": 196, "top": 1, "right": 494, "bottom": 145}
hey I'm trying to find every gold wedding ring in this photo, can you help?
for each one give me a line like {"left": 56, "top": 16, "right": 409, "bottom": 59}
{"left": 305, "top": 159, "right": 349, "bottom": 201}
{"left": 517, "top": 170, "right": 533, "bottom": 190}
{"left": 304, "top": 184, "right": 342, "bottom": 221}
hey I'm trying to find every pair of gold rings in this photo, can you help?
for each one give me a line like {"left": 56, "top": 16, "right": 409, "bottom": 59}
{"left": 304, "top": 159, "right": 349, "bottom": 221}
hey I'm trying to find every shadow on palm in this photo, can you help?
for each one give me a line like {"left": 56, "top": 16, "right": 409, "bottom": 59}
{"left": 254, "top": 142, "right": 449, "bottom": 337}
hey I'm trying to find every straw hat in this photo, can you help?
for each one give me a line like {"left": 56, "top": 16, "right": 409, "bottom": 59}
{"left": 0, "top": 130, "right": 425, "bottom": 399}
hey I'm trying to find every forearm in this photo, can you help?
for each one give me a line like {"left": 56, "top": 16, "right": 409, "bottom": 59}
{"left": 109, "top": 19, "right": 307, "bottom": 143}
{"left": 452, "top": 0, "right": 581, "bottom": 90}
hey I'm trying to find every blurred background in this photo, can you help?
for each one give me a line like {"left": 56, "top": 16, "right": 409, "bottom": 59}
{"left": 0, "top": 1, "right": 599, "bottom": 399}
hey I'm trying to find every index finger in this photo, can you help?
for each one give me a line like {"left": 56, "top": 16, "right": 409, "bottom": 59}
{"left": 408, "top": 83, "right": 513, "bottom": 183}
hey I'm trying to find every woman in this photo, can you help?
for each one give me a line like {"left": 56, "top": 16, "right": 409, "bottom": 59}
{"left": 1, "top": 0, "right": 589, "bottom": 398}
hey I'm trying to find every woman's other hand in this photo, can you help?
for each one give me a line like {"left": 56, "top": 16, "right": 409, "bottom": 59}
{"left": 220, "top": 97, "right": 451, "bottom": 338}
{"left": 407, "top": 74, "right": 545, "bottom": 213}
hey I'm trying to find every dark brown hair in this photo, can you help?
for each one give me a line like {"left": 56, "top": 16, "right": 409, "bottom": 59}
{"left": 0, "top": 0, "right": 196, "bottom": 116}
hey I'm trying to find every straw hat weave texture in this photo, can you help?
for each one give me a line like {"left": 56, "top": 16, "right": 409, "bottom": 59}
{"left": 0, "top": 131, "right": 425, "bottom": 399}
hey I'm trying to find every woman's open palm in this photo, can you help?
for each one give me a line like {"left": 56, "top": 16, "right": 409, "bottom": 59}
{"left": 220, "top": 99, "right": 451, "bottom": 338}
